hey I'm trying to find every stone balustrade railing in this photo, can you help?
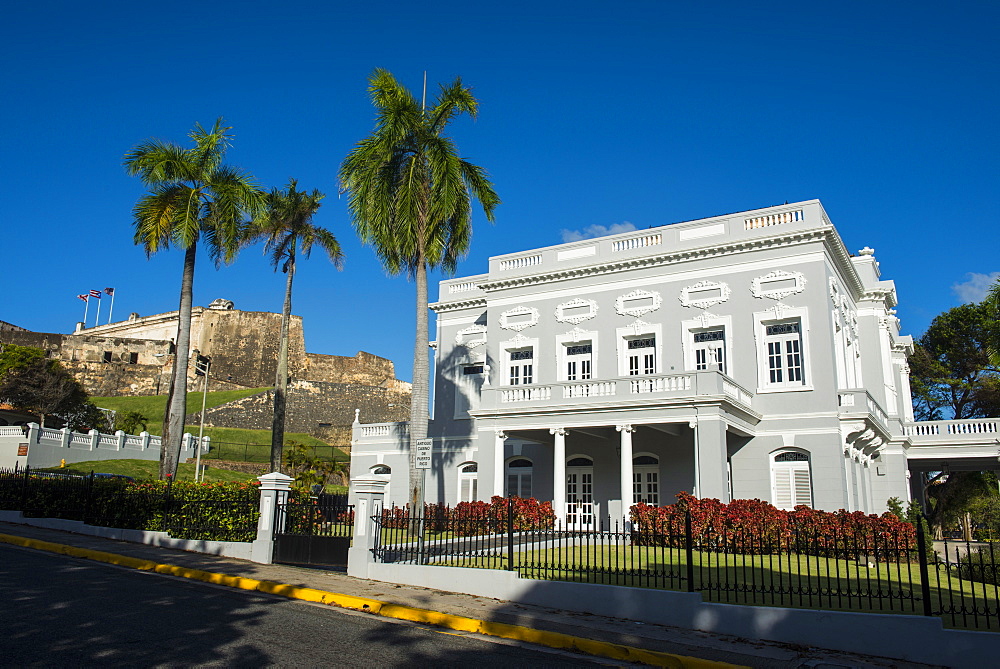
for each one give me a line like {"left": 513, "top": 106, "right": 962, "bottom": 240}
{"left": 904, "top": 419, "right": 1000, "bottom": 438}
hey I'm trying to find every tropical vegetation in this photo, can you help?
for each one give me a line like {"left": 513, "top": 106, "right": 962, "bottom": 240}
{"left": 340, "top": 69, "right": 500, "bottom": 512}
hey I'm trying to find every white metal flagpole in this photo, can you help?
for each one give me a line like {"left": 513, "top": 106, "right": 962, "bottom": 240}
{"left": 80, "top": 295, "right": 89, "bottom": 326}
{"left": 106, "top": 287, "right": 116, "bottom": 324}
{"left": 94, "top": 293, "right": 101, "bottom": 327}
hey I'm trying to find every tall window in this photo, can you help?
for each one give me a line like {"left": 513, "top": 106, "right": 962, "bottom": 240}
{"left": 565, "top": 343, "right": 592, "bottom": 381}
{"left": 632, "top": 455, "right": 660, "bottom": 505}
{"left": 764, "top": 321, "right": 804, "bottom": 387}
{"left": 770, "top": 451, "right": 812, "bottom": 510}
{"left": 506, "top": 458, "right": 533, "bottom": 498}
{"left": 566, "top": 456, "right": 595, "bottom": 527}
{"left": 693, "top": 329, "right": 726, "bottom": 373}
{"left": 627, "top": 337, "right": 656, "bottom": 376}
{"left": 508, "top": 348, "right": 534, "bottom": 385}
{"left": 459, "top": 462, "right": 478, "bottom": 502}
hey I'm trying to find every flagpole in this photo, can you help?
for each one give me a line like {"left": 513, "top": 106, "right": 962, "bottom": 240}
{"left": 108, "top": 290, "right": 115, "bottom": 324}
{"left": 82, "top": 297, "right": 89, "bottom": 327}
{"left": 95, "top": 295, "right": 101, "bottom": 328}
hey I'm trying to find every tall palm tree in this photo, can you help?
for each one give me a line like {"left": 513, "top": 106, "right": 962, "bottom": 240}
{"left": 124, "top": 119, "right": 264, "bottom": 479}
{"left": 255, "top": 180, "right": 344, "bottom": 471}
{"left": 340, "top": 69, "right": 500, "bottom": 512}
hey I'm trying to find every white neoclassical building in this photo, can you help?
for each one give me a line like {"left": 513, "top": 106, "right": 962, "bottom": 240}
{"left": 352, "top": 200, "right": 1000, "bottom": 522}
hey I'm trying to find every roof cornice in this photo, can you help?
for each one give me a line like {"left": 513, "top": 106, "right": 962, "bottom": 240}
{"left": 430, "top": 297, "right": 488, "bottom": 313}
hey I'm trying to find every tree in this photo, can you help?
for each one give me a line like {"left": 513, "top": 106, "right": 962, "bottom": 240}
{"left": 0, "top": 343, "right": 45, "bottom": 379}
{"left": 282, "top": 440, "right": 349, "bottom": 492}
{"left": 909, "top": 300, "right": 1000, "bottom": 420}
{"left": 124, "top": 119, "right": 264, "bottom": 479}
{"left": 340, "top": 69, "right": 500, "bottom": 513}
{"left": 0, "top": 356, "right": 91, "bottom": 429}
{"left": 253, "top": 180, "right": 344, "bottom": 472}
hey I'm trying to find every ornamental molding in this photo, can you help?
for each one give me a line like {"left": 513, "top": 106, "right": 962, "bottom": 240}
{"left": 751, "top": 270, "right": 807, "bottom": 301}
{"left": 615, "top": 289, "right": 662, "bottom": 318}
{"left": 499, "top": 306, "right": 540, "bottom": 332}
{"left": 454, "top": 324, "right": 487, "bottom": 349}
{"left": 500, "top": 333, "right": 533, "bottom": 349}
{"left": 475, "top": 228, "right": 864, "bottom": 300}
{"left": 694, "top": 311, "right": 721, "bottom": 329}
{"left": 561, "top": 327, "right": 592, "bottom": 343}
{"left": 625, "top": 319, "right": 652, "bottom": 335}
{"left": 430, "top": 297, "right": 487, "bottom": 313}
{"left": 679, "top": 280, "right": 731, "bottom": 310}
{"left": 555, "top": 298, "right": 598, "bottom": 324}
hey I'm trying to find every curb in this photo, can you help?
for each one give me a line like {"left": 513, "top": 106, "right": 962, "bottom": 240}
{"left": 0, "top": 532, "right": 743, "bottom": 668}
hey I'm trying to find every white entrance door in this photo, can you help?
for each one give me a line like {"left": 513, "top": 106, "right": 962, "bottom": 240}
{"left": 566, "top": 466, "right": 595, "bottom": 529}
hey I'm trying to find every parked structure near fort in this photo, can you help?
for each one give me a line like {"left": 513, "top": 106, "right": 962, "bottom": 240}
{"left": 0, "top": 301, "right": 411, "bottom": 445}
{"left": 352, "top": 200, "right": 1000, "bottom": 518}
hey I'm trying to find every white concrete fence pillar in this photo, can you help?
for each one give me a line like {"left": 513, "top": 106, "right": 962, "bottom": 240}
{"left": 550, "top": 428, "right": 567, "bottom": 522}
{"left": 115, "top": 430, "right": 126, "bottom": 450}
{"left": 250, "top": 471, "right": 295, "bottom": 564}
{"left": 494, "top": 430, "right": 507, "bottom": 497}
{"left": 347, "top": 477, "right": 388, "bottom": 578}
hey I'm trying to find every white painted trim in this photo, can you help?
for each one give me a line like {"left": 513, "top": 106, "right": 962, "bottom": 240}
{"left": 615, "top": 322, "right": 663, "bottom": 377}
{"left": 680, "top": 314, "right": 733, "bottom": 375}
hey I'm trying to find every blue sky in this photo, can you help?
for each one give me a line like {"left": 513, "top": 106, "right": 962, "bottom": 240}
{"left": 1, "top": 1, "right": 997, "bottom": 382}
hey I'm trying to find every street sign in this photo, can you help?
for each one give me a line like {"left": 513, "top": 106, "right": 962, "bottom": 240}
{"left": 17, "top": 443, "right": 28, "bottom": 457}
{"left": 414, "top": 438, "right": 433, "bottom": 469}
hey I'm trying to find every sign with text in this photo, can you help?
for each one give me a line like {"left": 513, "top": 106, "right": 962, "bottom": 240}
{"left": 414, "top": 439, "right": 433, "bottom": 469}
{"left": 17, "top": 443, "right": 28, "bottom": 457}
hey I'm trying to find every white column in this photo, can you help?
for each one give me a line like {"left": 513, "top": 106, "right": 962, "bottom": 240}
{"left": 616, "top": 424, "right": 635, "bottom": 516}
{"left": 550, "top": 427, "right": 567, "bottom": 520}
{"left": 494, "top": 430, "right": 507, "bottom": 497}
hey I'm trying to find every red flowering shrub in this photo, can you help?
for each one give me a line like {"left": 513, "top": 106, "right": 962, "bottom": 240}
{"left": 379, "top": 496, "right": 555, "bottom": 536}
{"left": 630, "top": 492, "right": 916, "bottom": 559}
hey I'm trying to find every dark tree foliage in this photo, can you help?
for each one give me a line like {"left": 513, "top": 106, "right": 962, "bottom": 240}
{"left": 0, "top": 343, "right": 46, "bottom": 379}
{"left": 0, "top": 356, "right": 98, "bottom": 429}
{"left": 910, "top": 301, "right": 1000, "bottom": 420}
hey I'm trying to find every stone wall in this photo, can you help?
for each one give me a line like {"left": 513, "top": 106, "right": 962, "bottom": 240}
{"left": 0, "top": 320, "right": 26, "bottom": 332}
{"left": 187, "top": 379, "right": 411, "bottom": 447}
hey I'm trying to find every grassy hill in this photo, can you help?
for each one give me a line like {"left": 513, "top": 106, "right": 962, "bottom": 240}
{"left": 91, "top": 390, "right": 348, "bottom": 461}
{"left": 39, "top": 459, "right": 258, "bottom": 482}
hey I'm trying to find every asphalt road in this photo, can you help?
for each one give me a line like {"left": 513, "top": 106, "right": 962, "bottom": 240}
{"left": 0, "top": 543, "right": 612, "bottom": 667}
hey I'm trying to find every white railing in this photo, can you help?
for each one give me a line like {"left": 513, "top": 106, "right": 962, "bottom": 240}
{"left": 360, "top": 423, "right": 409, "bottom": 438}
{"left": 124, "top": 434, "right": 144, "bottom": 447}
{"left": 630, "top": 374, "right": 693, "bottom": 394}
{"left": 500, "top": 386, "right": 552, "bottom": 403}
{"left": 97, "top": 433, "right": 118, "bottom": 448}
{"left": 904, "top": 419, "right": 1000, "bottom": 437}
{"left": 69, "top": 433, "right": 92, "bottom": 447}
{"left": 866, "top": 394, "right": 888, "bottom": 426}
{"left": 722, "top": 379, "right": 753, "bottom": 406}
{"left": 498, "top": 254, "right": 542, "bottom": 271}
{"left": 563, "top": 382, "right": 616, "bottom": 399}
{"left": 0, "top": 426, "right": 24, "bottom": 437}
{"left": 744, "top": 209, "right": 804, "bottom": 230}
{"left": 448, "top": 282, "right": 478, "bottom": 294}
{"left": 611, "top": 233, "right": 662, "bottom": 252}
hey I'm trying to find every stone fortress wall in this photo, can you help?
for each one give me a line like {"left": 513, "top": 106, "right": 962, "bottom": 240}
{"left": 0, "top": 300, "right": 411, "bottom": 446}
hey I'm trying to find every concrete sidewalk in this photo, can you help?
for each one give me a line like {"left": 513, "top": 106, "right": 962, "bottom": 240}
{"left": 0, "top": 521, "right": 939, "bottom": 669}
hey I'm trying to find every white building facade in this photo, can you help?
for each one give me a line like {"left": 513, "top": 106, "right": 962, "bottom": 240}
{"left": 352, "top": 200, "right": 996, "bottom": 521}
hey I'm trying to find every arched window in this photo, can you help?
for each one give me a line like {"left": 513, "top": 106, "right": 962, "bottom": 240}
{"left": 771, "top": 450, "right": 812, "bottom": 510}
{"left": 632, "top": 454, "right": 659, "bottom": 505}
{"left": 370, "top": 465, "right": 391, "bottom": 476}
{"left": 459, "top": 462, "right": 478, "bottom": 503}
{"left": 506, "top": 458, "right": 533, "bottom": 498}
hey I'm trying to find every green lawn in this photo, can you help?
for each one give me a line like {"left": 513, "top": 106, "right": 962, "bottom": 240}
{"left": 91, "top": 391, "right": 348, "bottom": 461}
{"left": 38, "top": 459, "right": 258, "bottom": 483}
{"left": 435, "top": 541, "right": 999, "bottom": 629}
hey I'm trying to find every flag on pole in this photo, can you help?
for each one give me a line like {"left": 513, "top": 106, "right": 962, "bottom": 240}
{"left": 76, "top": 294, "right": 89, "bottom": 303}
{"left": 89, "top": 289, "right": 102, "bottom": 298}
{"left": 104, "top": 287, "right": 116, "bottom": 324}
{"left": 78, "top": 293, "right": 90, "bottom": 326}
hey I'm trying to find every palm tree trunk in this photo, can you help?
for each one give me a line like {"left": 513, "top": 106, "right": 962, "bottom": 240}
{"left": 161, "top": 243, "right": 196, "bottom": 480}
{"left": 271, "top": 254, "right": 295, "bottom": 472}
{"left": 409, "top": 258, "right": 430, "bottom": 516}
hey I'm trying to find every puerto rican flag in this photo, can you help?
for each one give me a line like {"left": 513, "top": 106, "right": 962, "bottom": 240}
{"left": 89, "top": 289, "right": 102, "bottom": 299}
{"left": 77, "top": 294, "right": 88, "bottom": 302}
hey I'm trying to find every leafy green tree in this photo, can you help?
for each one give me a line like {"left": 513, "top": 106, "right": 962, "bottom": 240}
{"left": 910, "top": 301, "right": 1000, "bottom": 420}
{"left": 115, "top": 410, "right": 149, "bottom": 435}
{"left": 340, "top": 69, "right": 500, "bottom": 512}
{"left": 124, "top": 119, "right": 264, "bottom": 479}
{"left": 253, "top": 180, "right": 344, "bottom": 472}
{"left": 0, "top": 343, "right": 45, "bottom": 379}
{"left": 282, "top": 440, "right": 348, "bottom": 492}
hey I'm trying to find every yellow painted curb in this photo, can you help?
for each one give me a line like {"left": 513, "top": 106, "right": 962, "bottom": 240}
{"left": 0, "top": 532, "right": 742, "bottom": 668}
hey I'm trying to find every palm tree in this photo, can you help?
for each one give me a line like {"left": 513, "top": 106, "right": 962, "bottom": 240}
{"left": 340, "top": 69, "right": 500, "bottom": 513}
{"left": 255, "top": 180, "right": 344, "bottom": 471}
{"left": 124, "top": 119, "right": 264, "bottom": 479}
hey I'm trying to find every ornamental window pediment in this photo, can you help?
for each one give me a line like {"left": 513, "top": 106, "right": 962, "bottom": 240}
{"left": 499, "top": 306, "right": 540, "bottom": 332}
{"left": 615, "top": 289, "right": 662, "bottom": 318}
{"left": 751, "top": 270, "right": 807, "bottom": 301}
{"left": 455, "top": 324, "right": 487, "bottom": 349}
{"left": 679, "top": 281, "right": 731, "bottom": 310}
{"left": 555, "top": 298, "right": 598, "bottom": 325}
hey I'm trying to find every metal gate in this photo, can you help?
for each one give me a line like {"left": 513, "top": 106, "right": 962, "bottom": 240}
{"left": 273, "top": 495, "right": 354, "bottom": 568}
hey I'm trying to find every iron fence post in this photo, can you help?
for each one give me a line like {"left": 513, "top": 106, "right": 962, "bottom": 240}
{"left": 916, "top": 517, "right": 933, "bottom": 617}
{"left": 685, "top": 510, "right": 695, "bottom": 592}
{"left": 83, "top": 471, "right": 94, "bottom": 524}
{"left": 507, "top": 496, "right": 515, "bottom": 571}
{"left": 19, "top": 466, "right": 30, "bottom": 512}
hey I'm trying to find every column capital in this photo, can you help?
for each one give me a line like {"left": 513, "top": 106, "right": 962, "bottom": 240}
{"left": 549, "top": 427, "right": 568, "bottom": 437}
{"left": 615, "top": 424, "right": 635, "bottom": 433}
{"left": 495, "top": 430, "right": 507, "bottom": 439}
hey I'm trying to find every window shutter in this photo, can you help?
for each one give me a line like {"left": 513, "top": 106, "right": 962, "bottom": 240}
{"left": 792, "top": 466, "right": 812, "bottom": 506}
{"left": 773, "top": 468, "right": 793, "bottom": 509}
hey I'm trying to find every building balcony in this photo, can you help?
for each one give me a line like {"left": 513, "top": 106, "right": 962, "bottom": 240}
{"left": 837, "top": 389, "right": 891, "bottom": 431}
{"left": 480, "top": 370, "right": 756, "bottom": 417}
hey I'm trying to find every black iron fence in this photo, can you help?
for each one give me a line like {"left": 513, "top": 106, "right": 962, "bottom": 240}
{"left": 0, "top": 465, "right": 260, "bottom": 542}
{"left": 372, "top": 501, "right": 1000, "bottom": 631}
{"left": 202, "top": 441, "right": 345, "bottom": 464}
{"left": 273, "top": 494, "right": 354, "bottom": 567}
